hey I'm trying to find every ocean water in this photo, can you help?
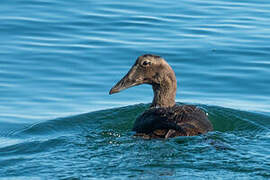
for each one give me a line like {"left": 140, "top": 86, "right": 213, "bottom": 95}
{"left": 0, "top": 0, "right": 270, "bottom": 179}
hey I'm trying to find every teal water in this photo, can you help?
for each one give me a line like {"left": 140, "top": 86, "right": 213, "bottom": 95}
{"left": 0, "top": 0, "right": 270, "bottom": 179}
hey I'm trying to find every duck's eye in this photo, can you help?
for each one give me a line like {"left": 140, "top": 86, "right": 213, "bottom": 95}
{"left": 142, "top": 61, "right": 151, "bottom": 66}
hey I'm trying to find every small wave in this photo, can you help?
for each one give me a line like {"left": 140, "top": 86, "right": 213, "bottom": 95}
{"left": 0, "top": 103, "right": 269, "bottom": 178}
{"left": 1, "top": 103, "right": 269, "bottom": 157}
{"left": 0, "top": 137, "right": 67, "bottom": 157}
{"left": 5, "top": 103, "right": 269, "bottom": 139}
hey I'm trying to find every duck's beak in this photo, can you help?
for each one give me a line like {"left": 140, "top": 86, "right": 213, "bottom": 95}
{"left": 109, "top": 64, "right": 142, "bottom": 95}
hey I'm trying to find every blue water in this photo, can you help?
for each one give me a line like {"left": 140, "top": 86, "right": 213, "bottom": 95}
{"left": 1, "top": 0, "right": 270, "bottom": 179}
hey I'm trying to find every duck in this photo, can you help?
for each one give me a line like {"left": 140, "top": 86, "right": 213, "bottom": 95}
{"left": 109, "top": 54, "right": 213, "bottom": 139}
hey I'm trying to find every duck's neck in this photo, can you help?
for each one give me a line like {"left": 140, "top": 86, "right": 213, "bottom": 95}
{"left": 151, "top": 73, "right": 177, "bottom": 108}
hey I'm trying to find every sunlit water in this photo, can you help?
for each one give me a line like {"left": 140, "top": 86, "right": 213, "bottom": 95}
{"left": 0, "top": 0, "right": 270, "bottom": 179}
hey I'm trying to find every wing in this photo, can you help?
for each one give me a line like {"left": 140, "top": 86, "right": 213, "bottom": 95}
{"left": 170, "top": 105, "right": 213, "bottom": 137}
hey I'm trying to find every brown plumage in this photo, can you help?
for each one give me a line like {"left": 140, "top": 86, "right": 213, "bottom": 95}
{"left": 132, "top": 105, "right": 212, "bottom": 139}
{"left": 109, "top": 54, "right": 213, "bottom": 139}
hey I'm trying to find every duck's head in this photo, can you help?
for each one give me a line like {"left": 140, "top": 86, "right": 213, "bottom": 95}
{"left": 109, "top": 54, "right": 177, "bottom": 108}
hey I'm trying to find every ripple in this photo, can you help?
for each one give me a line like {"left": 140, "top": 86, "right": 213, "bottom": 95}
{"left": 1, "top": 0, "right": 270, "bottom": 178}
{"left": 0, "top": 104, "right": 269, "bottom": 178}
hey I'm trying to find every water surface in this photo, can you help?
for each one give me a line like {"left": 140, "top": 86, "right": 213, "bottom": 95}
{"left": 0, "top": 0, "right": 270, "bottom": 179}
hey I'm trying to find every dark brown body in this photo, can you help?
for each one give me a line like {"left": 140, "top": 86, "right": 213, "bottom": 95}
{"left": 133, "top": 105, "right": 213, "bottom": 139}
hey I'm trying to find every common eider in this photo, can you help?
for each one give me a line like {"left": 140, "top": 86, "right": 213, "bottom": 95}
{"left": 109, "top": 54, "right": 213, "bottom": 139}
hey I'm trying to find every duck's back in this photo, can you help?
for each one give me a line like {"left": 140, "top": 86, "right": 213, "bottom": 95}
{"left": 132, "top": 105, "right": 213, "bottom": 139}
